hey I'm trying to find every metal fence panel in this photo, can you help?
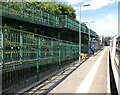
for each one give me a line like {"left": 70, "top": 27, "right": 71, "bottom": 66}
{"left": 1, "top": 26, "right": 79, "bottom": 93}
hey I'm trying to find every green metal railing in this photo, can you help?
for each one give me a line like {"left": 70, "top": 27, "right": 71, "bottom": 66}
{"left": 90, "top": 30, "right": 97, "bottom": 37}
{"left": 0, "top": 26, "right": 79, "bottom": 93}
{"left": 1, "top": 2, "right": 96, "bottom": 93}
{"left": 81, "top": 24, "right": 88, "bottom": 34}
{"left": 2, "top": 2, "right": 61, "bottom": 28}
{"left": 60, "top": 15, "right": 79, "bottom": 31}
{"left": 1, "top": 2, "right": 98, "bottom": 37}
{"left": 81, "top": 44, "right": 89, "bottom": 53}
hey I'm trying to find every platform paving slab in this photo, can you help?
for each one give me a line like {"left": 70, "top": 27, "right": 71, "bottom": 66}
{"left": 49, "top": 47, "right": 110, "bottom": 93}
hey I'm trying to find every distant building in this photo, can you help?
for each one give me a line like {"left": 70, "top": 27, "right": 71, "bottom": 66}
{"left": 100, "top": 36, "right": 103, "bottom": 45}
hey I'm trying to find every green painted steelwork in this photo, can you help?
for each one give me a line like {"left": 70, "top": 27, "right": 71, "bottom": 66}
{"left": 59, "top": 41, "right": 61, "bottom": 66}
{"left": 1, "top": 26, "right": 79, "bottom": 93}
{"left": 1, "top": 2, "right": 97, "bottom": 93}
{"left": 81, "top": 44, "right": 89, "bottom": 53}
{"left": 20, "top": 32, "right": 23, "bottom": 64}
{"left": 2, "top": 2, "right": 61, "bottom": 28}
{"left": 1, "top": 2, "right": 97, "bottom": 37}
{"left": 36, "top": 37, "right": 40, "bottom": 81}
{"left": 81, "top": 24, "right": 88, "bottom": 34}
{"left": 1, "top": 28, "right": 5, "bottom": 67}
{"left": 60, "top": 15, "right": 79, "bottom": 32}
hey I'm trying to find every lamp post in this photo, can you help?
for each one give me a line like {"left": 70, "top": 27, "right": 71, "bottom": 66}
{"left": 83, "top": 21, "right": 95, "bottom": 56}
{"left": 79, "top": 4, "right": 90, "bottom": 62}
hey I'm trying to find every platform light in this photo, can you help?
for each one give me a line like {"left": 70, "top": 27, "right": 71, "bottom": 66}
{"left": 79, "top": 4, "right": 90, "bottom": 62}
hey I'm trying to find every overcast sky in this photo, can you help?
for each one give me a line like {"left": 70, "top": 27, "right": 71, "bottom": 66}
{"left": 57, "top": 0, "right": 119, "bottom": 36}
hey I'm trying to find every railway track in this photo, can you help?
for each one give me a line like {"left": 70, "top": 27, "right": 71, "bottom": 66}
{"left": 23, "top": 59, "right": 86, "bottom": 95}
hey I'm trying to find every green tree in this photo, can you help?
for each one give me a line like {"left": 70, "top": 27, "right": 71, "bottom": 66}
{"left": 57, "top": 3, "right": 76, "bottom": 19}
{"left": 30, "top": 2, "right": 76, "bottom": 19}
{"left": 4, "top": 2, "right": 77, "bottom": 19}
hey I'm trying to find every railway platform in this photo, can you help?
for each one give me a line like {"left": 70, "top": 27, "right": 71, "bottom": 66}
{"left": 49, "top": 46, "right": 110, "bottom": 94}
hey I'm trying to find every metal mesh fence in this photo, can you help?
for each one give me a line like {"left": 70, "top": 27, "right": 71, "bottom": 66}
{"left": 1, "top": 26, "right": 79, "bottom": 93}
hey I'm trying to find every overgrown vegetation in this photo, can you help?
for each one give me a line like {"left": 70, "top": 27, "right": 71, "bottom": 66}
{"left": 6, "top": 1, "right": 76, "bottom": 19}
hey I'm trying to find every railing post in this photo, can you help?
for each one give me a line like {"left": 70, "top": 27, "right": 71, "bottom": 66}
{"left": 59, "top": 40, "right": 61, "bottom": 67}
{"left": 21, "top": 1, "right": 24, "bottom": 18}
{"left": 36, "top": 36, "right": 40, "bottom": 81}
{"left": 20, "top": 31, "right": 23, "bottom": 64}
{"left": 40, "top": 10, "right": 43, "bottom": 22}
{"left": 7, "top": 0, "right": 9, "bottom": 14}
{"left": 71, "top": 44, "right": 73, "bottom": 60}
{"left": 1, "top": 28, "right": 5, "bottom": 67}
{"left": 32, "top": 6, "right": 35, "bottom": 21}
{"left": 57, "top": 32, "right": 61, "bottom": 67}
{"left": 51, "top": 39, "right": 53, "bottom": 57}
{"left": 55, "top": 16, "right": 57, "bottom": 26}
{"left": 0, "top": 27, "right": 2, "bottom": 95}
{"left": 65, "top": 15, "right": 67, "bottom": 27}
{"left": 48, "top": 13, "right": 49, "bottom": 25}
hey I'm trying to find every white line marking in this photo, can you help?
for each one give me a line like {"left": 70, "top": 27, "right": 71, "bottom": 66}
{"left": 76, "top": 47, "right": 107, "bottom": 93}
{"left": 107, "top": 48, "right": 110, "bottom": 93}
